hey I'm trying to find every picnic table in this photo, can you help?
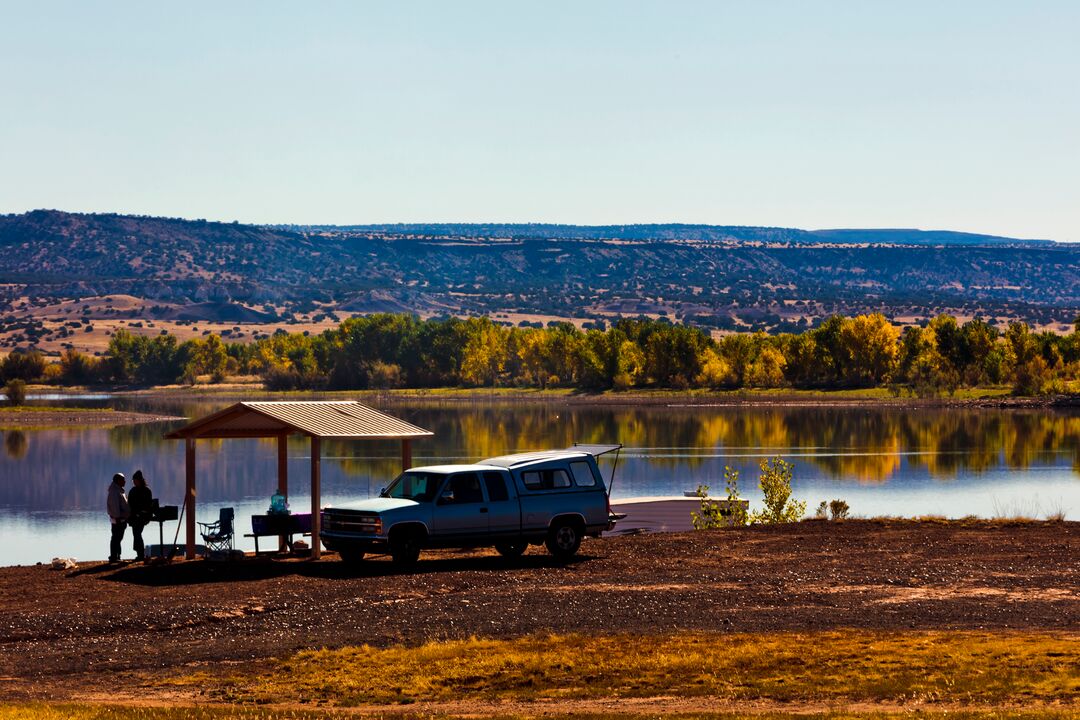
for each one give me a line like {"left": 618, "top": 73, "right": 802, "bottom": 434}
{"left": 245, "top": 513, "right": 312, "bottom": 555}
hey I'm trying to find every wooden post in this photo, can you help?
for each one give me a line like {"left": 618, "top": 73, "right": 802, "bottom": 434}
{"left": 185, "top": 438, "right": 196, "bottom": 560}
{"left": 277, "top": 434, "right": 289, "bottom": 552}
{"left": 401, "top": 438, "right": 412, "bottom": 472}
{"left": 310, "top": 435, "right": 321, "bottom": 559}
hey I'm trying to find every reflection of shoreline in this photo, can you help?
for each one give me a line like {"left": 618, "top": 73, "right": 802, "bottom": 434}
{"left": 0, "top": 410, "right": 183, "bottom": 429}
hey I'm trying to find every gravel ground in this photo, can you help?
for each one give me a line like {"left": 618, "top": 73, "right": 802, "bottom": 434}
{"left": 0, "top": 520, "right": 1075, "bottom": 699}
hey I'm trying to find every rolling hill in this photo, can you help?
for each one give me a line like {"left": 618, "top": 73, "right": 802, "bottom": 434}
{"left": 1, "top": 211, "right": 1077, "bottom": 341}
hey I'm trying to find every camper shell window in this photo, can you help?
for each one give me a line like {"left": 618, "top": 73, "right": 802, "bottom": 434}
{"left": 521, "top": 468, "right": 572, "bottom": 490}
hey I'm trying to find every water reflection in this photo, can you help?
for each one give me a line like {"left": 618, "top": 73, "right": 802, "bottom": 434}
{"left": 2, "top": 399, "right": 1079, "bottom": 564}
{"left": 4, "top": 431, "right": 27, "bottom": 460}
{"left": 1, "top": 402, "right": 1078, "bottom": 512}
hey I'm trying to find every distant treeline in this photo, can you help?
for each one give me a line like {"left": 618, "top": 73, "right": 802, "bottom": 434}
{"left": 3, "top": 313, "right": 1079, "bottom": 396}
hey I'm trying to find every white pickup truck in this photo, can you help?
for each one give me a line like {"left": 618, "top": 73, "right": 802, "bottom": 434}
{"left": 320, "top": 444, "right": 620, "bottom": 564}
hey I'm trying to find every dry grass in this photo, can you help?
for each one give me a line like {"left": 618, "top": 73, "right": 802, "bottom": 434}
{"left": 165, "top": 631, "right": 1078, "bottom": 708}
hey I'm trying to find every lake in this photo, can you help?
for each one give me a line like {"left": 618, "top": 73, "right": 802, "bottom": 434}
{"left": 1, "top": 396, "right": 1078, "bottom": 566}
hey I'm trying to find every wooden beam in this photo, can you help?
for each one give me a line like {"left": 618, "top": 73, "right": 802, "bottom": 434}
{"left": 178, "top": 429, "right": 294, "bottom": 440}
{"left": 185, "top": 438, "right": 196, "bottom": 560}
{"left": 401, "top": 438, "right": 412, "bottom": 472}
{"left": 277, "top": 434, "right": 289, "bottom": 552}
{"left": 310, "top": 435, "right": 321, "bottom": 560}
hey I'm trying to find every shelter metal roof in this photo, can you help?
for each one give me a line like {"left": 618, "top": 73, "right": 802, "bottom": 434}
{"left": 164, "top": 401, "right": 433, "bottom": 440}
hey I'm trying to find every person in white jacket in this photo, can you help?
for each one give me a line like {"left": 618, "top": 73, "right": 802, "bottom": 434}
{"left": 107, "top": 473, "right": 130, "bottom": 562}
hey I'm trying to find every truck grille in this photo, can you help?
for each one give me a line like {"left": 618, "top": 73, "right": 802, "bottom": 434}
{"left": 322, "top": 511, "right": 381, "bottom": 534}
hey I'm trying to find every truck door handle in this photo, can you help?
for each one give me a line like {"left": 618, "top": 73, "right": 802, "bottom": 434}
{"left": 479, "top": 507, "right": 488, "bottom": 513}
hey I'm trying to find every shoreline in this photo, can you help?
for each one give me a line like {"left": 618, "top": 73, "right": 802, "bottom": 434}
{"left": 20, "top": 383, "right": 1080, "bottom": 409}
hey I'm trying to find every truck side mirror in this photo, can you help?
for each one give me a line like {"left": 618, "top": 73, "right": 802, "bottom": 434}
{"left": 438, "top": 490, "right": 455, "bottom": 505}
{"left": 378, "top": 487, "right": 388, "bottom": 498}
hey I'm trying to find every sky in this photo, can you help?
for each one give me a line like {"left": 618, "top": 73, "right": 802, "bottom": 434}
{"left": 1, "top": 1, "right": 1077, "bottom": 240}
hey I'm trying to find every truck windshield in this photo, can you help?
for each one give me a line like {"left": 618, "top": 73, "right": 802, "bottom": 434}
{"left": 383, "top": 472, "right": 444, "bottom": 502}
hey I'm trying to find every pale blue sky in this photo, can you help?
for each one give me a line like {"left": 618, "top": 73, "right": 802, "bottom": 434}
{"left": 1, "top": 2, "right": 1077, "bottom": 239}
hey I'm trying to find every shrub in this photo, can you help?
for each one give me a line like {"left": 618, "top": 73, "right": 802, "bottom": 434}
{"left": 5, "top": 379, "right": 26, "bottom": 406}
{"left": 691, "top": 466, "right": 747, "bottom": 530}
{"left": 59, "top": 348, "right": 98, "bottom": 384}
{"left": 367, "top": 361, "right": 403, "bottom": 390}
{"left": 815, "top": 501, "right": 828, "bottom": 519}
{"left": 41, "top": 363, "right": 64, "bottom": 383}
{"left": 1, "top": 350, "right": 46, "bottom": 382}
{"left": 691, "top": 484, "right": 720, "bottom": 530}
{"left": 750, "top": 456, "right": 806, "bottom": 524}
{"left": 829, "top": 498, "right": 850, "bottom": 521}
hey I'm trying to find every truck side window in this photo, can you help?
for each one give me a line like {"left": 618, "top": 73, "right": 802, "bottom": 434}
{"left": 482, "top": 472, "right": 509, "bottom": 502}
{"left": 521, "top": 469, "right": 571, "bottom": 490}
{"left": 444, "top": 472, "right": 484, "bottom": 504}
{"left": 570, "top": 461, "right": 597, "bottom": 487}
{"left": 549, "top": 469, "right": 571, "bottom": 488}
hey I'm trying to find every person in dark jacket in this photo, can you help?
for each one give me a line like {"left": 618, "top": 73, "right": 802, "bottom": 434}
{"left": 106, "top": 473, "right": 129, "bottom": 562}
{"left": 127, "top": 470, "right": 154, "bottom": 560}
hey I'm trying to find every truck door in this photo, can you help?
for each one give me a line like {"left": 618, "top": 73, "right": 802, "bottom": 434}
{"left": 482, "top": 471, "right": 520, "bottom": 538}
{"left": 431, "top": 472, "right": 489, "bottom": 539}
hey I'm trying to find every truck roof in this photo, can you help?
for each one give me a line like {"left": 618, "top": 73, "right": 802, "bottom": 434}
{"left": 409, "top": 446, "right": 622, "bottom": 473}
{"left": 480, "top": 449, "right": 593, "bottom": 468}
{"left": 406, "top": 463, "right": 495, "bottom": 474}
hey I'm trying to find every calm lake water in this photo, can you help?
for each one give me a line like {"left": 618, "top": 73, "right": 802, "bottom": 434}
{"left": 1, "top": 397, "right": 1078, "bottom": 565}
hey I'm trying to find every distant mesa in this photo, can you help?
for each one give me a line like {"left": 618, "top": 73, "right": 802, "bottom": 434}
{"left": 0, "top": 210, "right": 1076, "bottom": 334}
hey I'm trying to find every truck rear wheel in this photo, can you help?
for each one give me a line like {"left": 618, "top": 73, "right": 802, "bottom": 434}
{"left": 546, "top": 520, "right": 582, "bottom": 560}
{"left": 390, "top": 528, "right": 423, "bottom": 566}
{"left": 495, "top": 541, "right": 527, "bottom": 558}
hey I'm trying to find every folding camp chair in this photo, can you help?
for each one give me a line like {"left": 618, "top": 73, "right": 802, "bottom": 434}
{"left": 198, "top": 507, "right": 235, "bottom": 555}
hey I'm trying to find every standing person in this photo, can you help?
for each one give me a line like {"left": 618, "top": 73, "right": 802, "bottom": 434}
{"left": 127, "top": 470, "right": 154, "bottom": 561}
{"left": 106, "top": 472, "right": 130, "bottom": 563}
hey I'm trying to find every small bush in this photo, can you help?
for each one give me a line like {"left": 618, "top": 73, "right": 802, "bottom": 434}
{"left": 367, "top": 361, "right": 403, "bottom": 390}
{"left": 815, "top": 501, "right": 828, "bottom": 519}
{"left": 4, "top": 379, "right": 26, "bottom": 407}
{"left": 691, "top": 466, "right": 747, "bottom": 530}
{"left": 829, "top": 498, "right": 850, "bottom": 521}
{"left": 750, "top": 456, "right": 805, "bottom": 524}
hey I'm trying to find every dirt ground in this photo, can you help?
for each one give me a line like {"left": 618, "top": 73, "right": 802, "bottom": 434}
{"left": 0, "top": 519, "right": 1075, "bottom": 703}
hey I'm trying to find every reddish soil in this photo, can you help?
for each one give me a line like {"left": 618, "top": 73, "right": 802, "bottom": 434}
{"left": 0, "top": 520, "right": 1075, "bottom": 701}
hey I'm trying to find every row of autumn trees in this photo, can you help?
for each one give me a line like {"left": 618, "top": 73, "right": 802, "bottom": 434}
{"left": 4, "top": 313, "right": 1080, "bottom": 396}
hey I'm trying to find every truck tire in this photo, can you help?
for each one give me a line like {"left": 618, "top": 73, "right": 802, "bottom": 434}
{"left": 390, "top": 528, "right": 423, "bottom": 566}
{"left": 545, "top": 519, "right": 582, "bottom": 560}
{"left": 495, "top": 541, "right": 527, "bottom": 558}
{"left": 338, "top": 547, "right": 365, "bottom": 564}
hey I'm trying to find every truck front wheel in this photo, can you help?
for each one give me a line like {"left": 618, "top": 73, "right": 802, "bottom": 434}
{"left": 390, "top": 528, "right": 423, "bottom": 566}
{"left": 546, "top": 520, "right": 582, "bottom": 560}
{"left": 338, "top": 547, "right": 365, "bottom": 565}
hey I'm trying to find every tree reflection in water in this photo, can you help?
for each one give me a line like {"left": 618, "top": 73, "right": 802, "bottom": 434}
{"left": 1, "top": 402, "right": 1078, "bottom": 513}
{"left": 3, "top": 431, "right": 27, "bottom": 460}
